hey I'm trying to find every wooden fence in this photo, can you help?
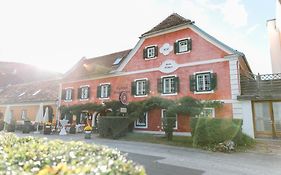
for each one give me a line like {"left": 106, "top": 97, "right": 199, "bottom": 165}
{"left": 240, "top": 73, "right": 281, "bottom": 99}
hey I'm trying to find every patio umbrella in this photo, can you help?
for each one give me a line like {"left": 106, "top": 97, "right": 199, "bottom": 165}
{"left": 3, "top": 106, "right": 12, "bottom": 131}
{"left": 34, "top": 103, "right": 44, "bottom": 133}
{"left": 43, "top": 107, "right": 49, "bottom": 123}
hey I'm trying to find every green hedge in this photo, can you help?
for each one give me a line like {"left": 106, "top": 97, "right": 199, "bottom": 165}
{"left": 98, "top": 116, "right": 130, "bottom": 139}
{"left": 190, "top": 118, "right": 243, "bottom": 146}
{"left": 0, "top": 132, "right": 146, "bottom": 175}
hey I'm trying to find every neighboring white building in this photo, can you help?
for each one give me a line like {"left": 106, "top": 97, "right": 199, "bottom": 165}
{"left": 267, "top": 0, "right": 281, "bottom": 73}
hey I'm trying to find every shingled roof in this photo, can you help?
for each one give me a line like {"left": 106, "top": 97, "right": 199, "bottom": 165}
{"left": 64, "top": 49, "right": 131, "bottom": 81}
{"left": 142, "top": 13, "right": 192, "bottom": 36}
{"left": 0, "top": 79, "right": 60, "bottom": 104}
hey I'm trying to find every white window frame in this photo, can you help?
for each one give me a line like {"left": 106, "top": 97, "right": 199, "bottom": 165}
{"left": 21, "top": 109, "right": 27, "bottom": 120}
{"left": 80, "top": 85, "right": 90, "bottom": 100}
{"left": 134, "top": 78, "right": 148, "bottom": 97}
{"left": 161, "top": 109, "right": 178, "bottom": 130}
{"left": 176, "top": 37, "right": 191, "bottom": 54}
{"left": 134, "top": 112, "right": 148, "bottom": 129}
{"left": 100, "top": 83, "right": 110, "bottom": 99}
{"left": 65, "top": 88, "right": 73, "bottom": 101}
{"left": 197, "top": 108, "right": 215, "bottom": 118}
{"left": 145, "top": 45, "right": 157, "bottom": 60}
{"left": 161, "top": 75, "right": 177, "bottom": 96}
{"left": 193, "top": 71, "right": 214, "bottom": 94}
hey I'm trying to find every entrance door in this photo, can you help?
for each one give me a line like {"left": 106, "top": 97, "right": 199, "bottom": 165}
{"left": 254, "top": 101, "right": 281, "bottom": 138}
{"left": 254, "top": 102, "right": 273, "bottom": 137}
{"left": 273, "top": 102, "right": 281, "bottom": 137}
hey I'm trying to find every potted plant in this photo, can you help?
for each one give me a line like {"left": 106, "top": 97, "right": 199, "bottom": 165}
{"left": 22, "top": 120, "right": 32, "bottom": 133}
{"left": 69, "top": 123, "right": 76, "bottom": 134}
{"left": 84, "top": 125, "right": 92, "bottom": 139}
{"left": 43, "top": 122, "right": 52, "bottom": 135}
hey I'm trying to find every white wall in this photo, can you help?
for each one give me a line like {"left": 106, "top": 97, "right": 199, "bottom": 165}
{"left": 267, "top": 0, "right": 281, "bottom": 74}
{"left": 241, "top": 101, "right": 255, "bottom": 138}
{"left": 267, "top": 19, "right": 281, "bottom": 73}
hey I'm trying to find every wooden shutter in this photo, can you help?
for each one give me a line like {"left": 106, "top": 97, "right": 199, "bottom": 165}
{"left": 131, "top": 81, "right": 136, "bottom": 95}
{"left": 77, "top": 88, "right": 82, "bottom": 99}
{"left": 61, "top": 90, "right": 66, "bottom": 100}
{"left": 210, "top": 73, "right": 217, "bottom": 90}
{"left": 174, "top": 42, "right": 179, "bottom": 54}
{"left": 143, "top": 48, "right": 147, "bottom": 59}
{"left": 174, "top": 77, "right": 180, "bottom": 93}
{"left": 188, "top": 39, "right": 192, "bottom": 51}
{"left": 154, "top": 46, "right": 158, "bottom": 57}
{"left": 157, "top": 78, "right": 163, "bottom": 93}
{"left": 145, "top": 80, "right": 150, "bottom": 95}
{"left": 96, "top": 86, "right": 101, "bottom": 98}
{"left": 189, "top": 75, "right": 197, "bottom": 92}
{"left": 87, "top": 87, "right": 90, "bottom": 99}
{"left": 107, "top": 84, "right": 111, "bottom": 97}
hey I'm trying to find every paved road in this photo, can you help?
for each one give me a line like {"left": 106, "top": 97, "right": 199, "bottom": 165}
{"left": 15, "top": 132, "right": 281, "bottom": 175}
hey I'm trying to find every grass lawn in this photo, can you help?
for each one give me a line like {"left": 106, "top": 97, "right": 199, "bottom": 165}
{"left": 120, "top": 132, "right": 194, "bottom": 148}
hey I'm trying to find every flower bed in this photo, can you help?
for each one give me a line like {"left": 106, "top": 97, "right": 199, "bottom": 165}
{"left": 0, "top": 132, "right": 146, "bottom": 175}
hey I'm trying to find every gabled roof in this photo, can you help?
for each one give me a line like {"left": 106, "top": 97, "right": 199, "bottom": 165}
{"left": 63, "top": 49, "right": 131, "bottom": 81}
{"left": 141, "top": 13, "right": 192, "bottom": 37}
{"left": 0, "top": 79, "right": 60, "bottom": 104}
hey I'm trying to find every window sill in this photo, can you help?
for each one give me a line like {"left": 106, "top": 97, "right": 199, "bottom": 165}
{"left": 99, "top": 97, "right": 110, "bottom": 100}
{"left": 161, "top": 93, "right": 178, "bottom": 96}
{"left": 176, "top": 50, "right": 191, "bottom": 55}
{"left": 64, "top": 100, "right": 73, "bottom": 102}
{"left": 134, "top": 95, "right": 148, "bottom": 98}
{"left": 79, "top": 98, "right": 89, "bottom": 101}
{"left": 144, "top": 57, "right": 157, "bottom": 60}
{"left": 194, "top": 90, "right": 214, "bottom": 94}
{"left": 134, "top": 125, "right": 148, "bottom": 129}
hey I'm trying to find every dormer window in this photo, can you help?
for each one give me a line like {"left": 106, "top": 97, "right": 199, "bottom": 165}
{"left": 174, "top": 38, "right": 192, "bottom": 54}
{"left": 143, "top": 46, "right": 158, "bottom": 59}
{"left": 113, "top": 57, "right": 123, "bottom": 66}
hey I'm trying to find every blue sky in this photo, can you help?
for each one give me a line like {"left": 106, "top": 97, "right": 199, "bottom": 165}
{"left": 0, "top": 0, "right": 276, "bottom": 74}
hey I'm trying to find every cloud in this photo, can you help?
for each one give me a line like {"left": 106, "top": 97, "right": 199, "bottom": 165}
{"left": 245, "top": 24, "right": 260, "bottom": 36}
{"left": 210, "top": 0, "right": 248, "bottom": 28}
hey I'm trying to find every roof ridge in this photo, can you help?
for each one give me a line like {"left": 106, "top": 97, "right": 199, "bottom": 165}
{"left": 142, "top": 13, "right": 191, "bottom": 36}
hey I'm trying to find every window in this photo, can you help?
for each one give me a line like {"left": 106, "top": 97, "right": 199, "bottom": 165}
{"left": 79, "top": 86, "right": 90, "bottom": 99}
{"left": 113, "top": 57, "right": 123, "bottom": 65}
{"left": 190, "top": 72, "right": 217, "bottom": 93}
{"left": 32, "top": 89, "right": 41, "bottom": 96}
{"left": 21, "top": 110, "right": 27, "bottom": 120}
{"left": 161, "top": 109, "right": 177, "bottom": 129}
{"left": 65, "top": 88, "right": 73, "bottom": 100}
{"left": 97, "top": 84, "right": 111, "bottom": 98}
{"left": 197, "top": 108, "right": 215, "bottom": 118}
{"left": 135, "top": 112, "right": 148, "bottom": 128}
{"left": 174, "top": 38, "right": 192, "bottom": 54}
{"left": 158, "top": 76, "right": 179, "bottom": 94}
{"left": 143, "top": 46, "right": 158, "bottom": 59}
{"left": 132, "top": 79, "right": 149, "bottom": 96}
{"left": 197, "top": 73, "right": 211, "bottom": 91}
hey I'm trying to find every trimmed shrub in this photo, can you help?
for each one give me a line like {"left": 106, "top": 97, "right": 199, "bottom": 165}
{"left": 98, "top": 116, "right": 130, "bottom": 139}
{"left": 190, "top": 118, "right": 243, "bottom": 146}
{"left": 0, "top": 132, "right": 146, "bottom": 175}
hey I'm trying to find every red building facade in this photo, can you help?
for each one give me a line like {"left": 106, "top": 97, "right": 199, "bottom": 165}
{"left": 60, "top": 13, "right": 251, "bottom": 134}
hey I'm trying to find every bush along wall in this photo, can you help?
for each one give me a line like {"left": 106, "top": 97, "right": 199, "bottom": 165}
{"left": 60, "top": 97, "right": 222, "bottom": 140}
{"left": 0, "top": 132, "right": 146, "bottom": 175}
{"left": 190, "top": 117, "right": 253, "bottom": 152}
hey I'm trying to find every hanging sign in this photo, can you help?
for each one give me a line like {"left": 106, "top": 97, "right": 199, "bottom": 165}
{"left": 119, "top": 91, "right": 129, "bottom": 105}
